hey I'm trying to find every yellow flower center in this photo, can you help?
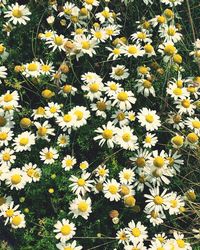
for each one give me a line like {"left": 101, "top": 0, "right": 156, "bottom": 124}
{"left": 117, "top": 112, "right": 125, "bottom": 121}
{"left": 154, "top": 195, "right": 163, "bottom": 205}
{"left": 124, "top": 195, "right": 136, "bottom": 207}
{"left": 181, "top": 99, "right": 190, "bottom": 108}
{"left": 153, "top": 156, "right": 165, "bottom": 168}
{"left": 19, "top": 137, "right": 29, "bottom": 146}
{"left": 144, "top": 44, "right": 153, "bottom": 53}
{"left": 63, "top": 85, "right": 72, "bottom": 93}
{"left": 38, "top": 127, "right": 47, "bottom": 136}
{"left": 145, "top": 114, "right": 154, "bottom": 123}
{"left": 151, "top": 210, "right": 158, "bottom": 219}
{"left": 6, "top": 209, "right": 14, "bottom": 217}
{"left": 98, "top": 168, "right": 106, "bottom": 176}
{"left": 78, "top": 201, "right": 88, "bottom": 212}
{"left": 4, "top": 94, "right": 13, "bottom": 102}
{"left": 173, "top": 88, "right": 182, "bottom": 96}
{"left": 54, "top": 36, "right": 63, "bottom": 46}
{"left": 145, "top": 136, "right": 152, "bottom": 143}
{"left": 172, "top": 135, "right": 183, "bottom": 146}
{"left": 74, "top": 110, "right": 83, "bottom": 120}
{"left": 131, "top": 228, "right": 141, "bottom": 237}
{"left": 77, "top": 178, "right": 85, "bottom": 186}
{"left": 122, "top": 132, "right": 131, "bottom": 142}
{"left": 128, "top": 45, "right": 138, "bottom": 54}
{"left": 167, "top": 27, "right": 176, "bottom": 36}
{"left": 136, "top": 157, "right": 146, "bottom": 168}
{"left": 45, "top": 152, "right": 54, "bottom": 159}
{"left": 36, "top": 107, "right": 45, "bottom": 115}
{"left": 12, "top": 215, "right": 22, "bottom": 226}
{"left": 11, "top": 174, "right": 22, "bottom": 184}
{"left": 110, "top": 83, "right": 117, "bottom": 90}
{"left": 187, "top": 133, "right": 198, "bottom": 143}
{"left": 137, "top": 32, "right": 146, "bottom": 39}
{"left": 176, "top": 239, "right": 185, "bottom": 248}
{"left": 117, "top": 92, "right": 128, "bottom": 101}
{"left": 27, "top": 168, "right": 35, "bottom": 177}
{"left": 192, "top": 120, "right": 200, "bottom": 129}
{"left": 113, "top": 48, "right": 120, "bottom": 55}
{"left": 65, "top": 159, "right": 73, "bottom": 167}
{"left": 12, "top": 8, "right": 23, "bottom": 18}
{"left": 41, "top": 65, "right": 50, "bottom": 72}
{"left": 170, "top": 199, "right": 178, "bottom": 208}
{"left": 89, "top": 83, "right": 99, "bottom": 92}
{"left": 157, "top": 15, "right": 166, "bottom": 24}
{"left": 27, "top": 63, "right": 38, "bottom": 71}
{"left": 2, "top": 153, "right": 11, "bottom": 161}
{"left": 102, "top": 129, "right": 113, "bottom": 139}
{"left": 164, "top": 45, "right": 176, "bottom": 55}
{"left": 63, "top": 114, "right": 72, "bottom": 123}
{"left": 101, "top": 10, "right": 110, "bottom": 18}
{"left": 60, "top": 225, "right": 71, "bottom": 235}
{"left": 143, "top": 80, "right": 152, "bottom": 88}
{"left": 108, "top": 185, "right": 118, "bottom": 194}
{"left": 82, "top": 41, "right": 90, "bottom": 50}
{"left": 96, "top": 101, "right": 106, "bottom": 111}
{"left": 115, "top": 68, "right": 124, "bottom": 76}
{"left": 0, "top": 132, "right": 8, "bottom": 141}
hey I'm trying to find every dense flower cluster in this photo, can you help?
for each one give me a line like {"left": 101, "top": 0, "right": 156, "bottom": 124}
{"left": 0, "top": 0, "right": 199, "bottom": 249}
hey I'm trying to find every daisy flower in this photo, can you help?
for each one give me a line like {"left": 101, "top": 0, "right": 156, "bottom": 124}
{"left": 94, "top": 121, "right": 117, "bottom": 148}
{"left": 166, "top": 192, "right": 185, "bottom": 215}
{"left": 90, "top": 97, "right": 111, "bottom": 119}
{"left": 110, "top": 65, "right": 130, "bottom": 80}
{"left": 0, "top": 148, "right": 16, "bottom": 167}
{"left": 81, "top": 80, "right": 104, "bottom": 101}
{"left": 111, "top": 110, "right": 129, "bottom": 127}
{"left": 104, "top": 81, "right": 123, "bottom": 97}
{"left": 131, "top": 31, "right": 152, "bottom": 43}
{"left": 121, "top": 44, "right": 145, "bottom": 58}
{"left": 0, "top": 128, "right": 13, "bottom": 147}
{"left": 4, "top": 3, "right": 31, "bottom": 25}
{"left": 62, "top": 155, "right": 77, "bottom": 171}
{"left": 13, "top": 131, "right": 36, "bottom": 152}
{"left": 143, "top": 133, "right": 158, "bottom": 148}
{"left": 46, "top": 34, "right": 66, "bottom": 52}
{"left": 166, "top": 112, "right": 185, "bottom": 130}
{"left": 69, "top": 196, "right": 92, "bottom": 220}
{"left": 135, "top": 78, "right": 155, "bottom": 97}
{"left": 95, "top": 7, "right": 114, "bottom": 24}
{"left": 83, "top": 0, "right": 99, "bottom": 10}
{"left": 5, "top": 168, "right": 27, "bottom": 190}
{"left": 0, "top": 90, "right": 19, "bottom": 110}
{"left": 144, "top": 186, "right": 170, "bottom": 213}
{"left": 32, "top": 106, "right": 46, "bottom": 120}
{"left": 23, "top": 61, "right": 41, "bottom": 78}
{"left": 115, "top": 126, "right": 138, "bottom": 151}
{"left": 137, "top": 108, "right": 161, "bottom": 131}
{"left": 95, "top": 165, "right": 109, "bottom": 181}
{"left": 107, "top": 46, "right": 122, "bottom": 60}
{"left": 175, "top": 98, "right": 196, "bottom": 116}
{"left": 54, "top": 219, "right": 76, "bottom": 243}
{"left": 0, "top": 165, "right": 10, "bottom": 182}
{"left": 56, "top": 112, "right": 76, "bottom": 132}
{"left": 59, "top": 84, "right": 77, "bottom": 97}
{"left": 57, "top": 134, "right": 70, "bottom": 147}
{"left": 159, "top": 24, "right": 182, "bottom": 43}
{"left": 74, "top": 35, "right": 98, "bottom": 57}
{"left": 70, "top": 106, "right": 90, "bottom": 129}
{"left": 126, "top": 220, "right": 148, "bottom": 244}
{"left": 34, "top": 121, "right": 55, "bottom": 141}
{"left": 69, "top": 172, "right": 94, "bottom": 196}
{"left": 40, "top": 147, "right": 59, "bottom": 164}
{"left": 103, "top": 178, "right": 121, "bottom": 202}
{"left": 111, "top": 90, "right": 136, "bottom": 111}
{"left": 45, "top": 102, "right": 61, "bottom": 119}
{"left": 119, "top": 168, "right": 135, "bottom": 185}
{"left": 145, "top": 209, "right": 166, "bottom": 226}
